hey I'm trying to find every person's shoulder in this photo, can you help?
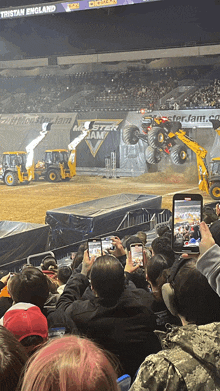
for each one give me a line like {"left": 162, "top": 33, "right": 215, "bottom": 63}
{"left": 131, "top": 349, "right": 186, "bottom": 391}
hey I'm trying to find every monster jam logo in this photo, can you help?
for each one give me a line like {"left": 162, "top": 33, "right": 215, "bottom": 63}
{"left": 73, "top": 119, "right": 123, "bottom": 157}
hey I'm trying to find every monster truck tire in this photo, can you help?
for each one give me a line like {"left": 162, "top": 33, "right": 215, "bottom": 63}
{"left": 122, "top": 125, "right": 140, "bottom": 145}
{"left": 209, "top": 182, "right": 220, "bottom": 200}
{"left": 170, "top": 145, "right": 188, "bottom": 165}
{"left": 148, "top": 127, "right": 166, "bottom": 148}
{"left": 47, "top": 169, "right": 61, "bottom": 182}
{"left": 145, "top": 146, "right": 162, "bottom": 164}
{"left": 4, "top": 171, "right": 18, "bottom": 186}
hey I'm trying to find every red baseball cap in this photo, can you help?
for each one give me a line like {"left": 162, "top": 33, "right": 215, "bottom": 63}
{"left": 3, "top": 303, "right": 48, "bottom": 342}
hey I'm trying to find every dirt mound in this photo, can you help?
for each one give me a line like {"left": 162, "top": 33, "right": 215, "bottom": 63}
{"left": 132, "top": 165, "right": 198, "bottom": 184}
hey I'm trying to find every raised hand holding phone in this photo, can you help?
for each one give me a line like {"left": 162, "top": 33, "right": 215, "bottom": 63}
{"left": 172, "top": 193, "right": 203, "bottom": 254}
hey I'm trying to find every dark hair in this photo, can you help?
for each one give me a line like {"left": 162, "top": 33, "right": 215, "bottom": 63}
{"left": 78, "top": 242, "right": 88, "bottom": 253}
{"left": 71, "top": 252, "right": 83, "bottom": 270}
{"left": 156, "top": 225, "right": 171, "bottom": 237}
{"left": 0, "top": 297, "right": 13, "bottom": 318}
{"left": 146, "top": 254, "right": 170, "bottom": 286}
{"left": 209, "top": 220, "right": 220, "bottom": 246}
{"left": 125, "top": 236, "right": 143, "bottom": 251}
{"left": 151, "top": 236, "right": 175, "bottom": 266}
{"left": 8, "top": 267, "right": 49, "bottom": 310}
{"left": 21, "top": 335, "right": 45, "bottom": 357}
{"left": 41, "top": 259, "right": 57, "bottom": 271}
{"left": 57, "top": 266, "right": 72, "bottom": 284}
{"left": 203, "top": 206, "right": 218, "bottom": 225}
{"left": 0, "top": 326, "right": 28, "bottom": 390}
{"left": 91, "top": 255, "right": 125, "bottom": 300}
{"left": 136, "top": 231, "right": 147, "bottom": 245}
{"left": 173, "top": 261, "right": 220, "bottom": 325}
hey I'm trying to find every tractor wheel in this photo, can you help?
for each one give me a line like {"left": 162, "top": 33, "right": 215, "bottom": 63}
{"left": 145, "top": 146, "right": 162, "bottom": 164}
{"left": 209, "top": 182, "right": 220, "bottom": 200}
{"left": 170, "top": 145, "right": 188, "bottom": 165}
{"left": 47, "top": 169, "right": 61, "bottom": 182}
{"left": 122, "top": 125, "right": 140, "bottom": 145}
{"left": 148, "top": 127, "right": 166, "bottom": 148}
{"left": 4, "top": 172, "right": 18, "bottom": 186}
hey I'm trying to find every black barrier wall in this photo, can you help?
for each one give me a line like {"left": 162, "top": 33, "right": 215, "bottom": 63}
{"left": 0, "top": 221, "right": 50, "bottom": 268}
{"left": 45, "top": 193, "right": 162, "bottom": 248}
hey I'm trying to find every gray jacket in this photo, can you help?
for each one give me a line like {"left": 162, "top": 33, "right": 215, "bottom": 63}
{"left": 197, "top": 244, "right": 220, "bottom": 296}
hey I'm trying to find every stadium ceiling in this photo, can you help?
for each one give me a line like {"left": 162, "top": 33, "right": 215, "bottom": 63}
{"left": 0, "top": 0, "right": 161, "bottom": 19}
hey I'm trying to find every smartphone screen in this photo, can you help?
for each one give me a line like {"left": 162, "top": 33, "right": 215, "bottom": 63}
{"left": 88, "top": 239, "right": 102, "bottom": 259}
{"left": 172, "top": 194, "right": 203, "bottom": 253}
{"left": 130, "top": 243, "right": 143, "bottom": 267}
{"left": 101, "top": 237, "right": 114, "bottom": 252}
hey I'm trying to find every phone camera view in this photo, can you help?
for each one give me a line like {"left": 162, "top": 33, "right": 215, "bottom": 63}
{"left": 131, "top": 244, "right": 143, "bottom": 267}
{"left": 88, "top": 240, "right": 102, "bottom": 259}
{"left": 101, "top": 237, "right": 114, "bottom": 252}
{"left": 173, "top": 198, "right": 202, "bottom": 253}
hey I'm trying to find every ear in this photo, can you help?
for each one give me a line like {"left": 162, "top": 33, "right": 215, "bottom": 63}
{"left": 161, "top": 283, "right": 178, "bottom": 317}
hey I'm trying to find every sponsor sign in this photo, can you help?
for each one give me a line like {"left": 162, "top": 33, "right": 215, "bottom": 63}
{"left": 0, "top": 0, "right": 160, "bottom": 19}
{"left": 0, "top": 113, "right": 75, "bottom": 127}
{"left": 151, "top": 109, "right": 220, "bottom": 129}
{"left": 74, "top": 119, "right": 123, "bottom": 158}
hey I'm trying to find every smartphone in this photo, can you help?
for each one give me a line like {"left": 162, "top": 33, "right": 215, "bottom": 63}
{"left": 172, "top": 193, "right": 203, "bottom": 253}
{"left": 130, "top": 243, "right": 143, "bottom": 267}
{"left": 88, "top": 239, "right": 102, "bottom": 259}
{"left": 101, "top": 237, "right": 114, "bottom": 252}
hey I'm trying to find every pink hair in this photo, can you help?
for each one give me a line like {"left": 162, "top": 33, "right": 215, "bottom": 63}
{"left": 20, "top": 335, "right": 118, "bottom": 391}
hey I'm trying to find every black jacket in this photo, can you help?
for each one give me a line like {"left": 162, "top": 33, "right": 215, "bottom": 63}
{"left": 56, "top": 273, "right": 161, "bottom": 376}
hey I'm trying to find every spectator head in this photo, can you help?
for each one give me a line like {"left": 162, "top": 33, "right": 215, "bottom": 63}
{"left": 3, "top": 303, "right": 48, "bottom": 356}
{"left": 57, "top": 266, "right": 72, "bottom": 285}
{"left": 202, "top": 206, "right": 218, "bottom": 225}
{"left": 136, "top": 231, "right": 147, "bottom": 245}
{"left": 124, "top": 235, "right": 143, "bottom": 252}
{"left": 0, "top": 325, "right": 28, "bottom": 391}
{"left": 8, "top": 267, "right": 49, "bottom": 310}
{"left": 145, "top": 254, "right": 170, "bottom": 291}
{"left": 209, "top": 220, "right": 220, "bottom": 246}
{"left": 151, "top": 236, "right": 175, "bottom": 266}
{"left": 156, "top": 224, "right": 171, "bottom": 237}
{"left": 41, "top": 255, "right": 57, "bottom": 271}
{"left": 0, "top": 297, "right": 13, "bottom": 318}
{"left": 90, "top": 255, "right": 125, "bottom": 300}
{"left": 71, "top": 252, "right": 84, "bottom": 270}
{"left": 162, "top": 259, "right": 220, "bottom": 325}
{"left": 20, "top": 335, "right": 118, "bottom": 391}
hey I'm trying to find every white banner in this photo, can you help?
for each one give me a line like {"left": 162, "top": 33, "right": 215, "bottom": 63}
{"left": 151, "top": 109, "right": 220, "bottom": 128}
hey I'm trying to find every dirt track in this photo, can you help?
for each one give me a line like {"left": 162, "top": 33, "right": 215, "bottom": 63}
{"left": 0, "top": 167, "right": 214, "bottom": 225}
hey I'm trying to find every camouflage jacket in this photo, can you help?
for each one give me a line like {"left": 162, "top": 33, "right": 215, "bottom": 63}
{"left": 129, "top": 322, "right": 220, "bottom": 391}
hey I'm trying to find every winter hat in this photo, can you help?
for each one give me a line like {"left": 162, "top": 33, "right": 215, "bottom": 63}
{"left": 3, "top": 302, "right": 48, "bottom": 342}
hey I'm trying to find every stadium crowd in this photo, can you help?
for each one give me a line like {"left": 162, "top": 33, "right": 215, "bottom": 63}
{"left": 1, "top": 202, "right": 220, "bottom": 390}
{"left": 0, "top": 64, "right": 217, "bottom": 113}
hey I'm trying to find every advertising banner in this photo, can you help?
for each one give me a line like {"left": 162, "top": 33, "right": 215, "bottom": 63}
{"left": 0, "top": 0, "right": 160, "bottom": 20}
{"left": 72, "top": 118, "right": 124, "bottom": 168}
{"left": 0, "top": 112, "right": 76, "bottom": 160}
{"left": 151, "top": 109, "right": 220, "bottom": 129}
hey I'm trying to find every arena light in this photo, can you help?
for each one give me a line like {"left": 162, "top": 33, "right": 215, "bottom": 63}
{"left": 0, "top": 0, "right": 162, "bottom": 20}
